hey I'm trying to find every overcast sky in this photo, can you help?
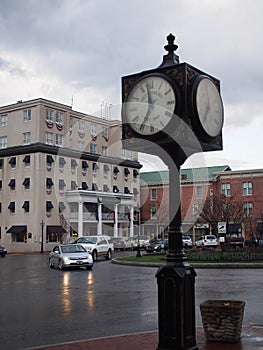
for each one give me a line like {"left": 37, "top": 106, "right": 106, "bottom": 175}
{"left": 0, "top": 0, "right": 262, "bottom": 172}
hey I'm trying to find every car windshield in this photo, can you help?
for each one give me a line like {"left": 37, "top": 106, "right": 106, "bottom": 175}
{"left": 61, "top": 245, "right": 86, "bottom": 253}
{"left": 84, "top": 236, "right": 97, "bottom": 244}
{"left": 207, "top": 235, "right": 216, "bottom": 239}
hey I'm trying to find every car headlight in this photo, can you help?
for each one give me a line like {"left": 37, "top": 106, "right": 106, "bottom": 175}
{"left": 62, "top": 256, "right": 70, "bottom": 263}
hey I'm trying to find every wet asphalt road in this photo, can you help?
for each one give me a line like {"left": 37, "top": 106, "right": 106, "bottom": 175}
{"left": 0, "top": 252, "right": 262, "bottom": 350}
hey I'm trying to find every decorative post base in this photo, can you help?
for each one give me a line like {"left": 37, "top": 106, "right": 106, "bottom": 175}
{"left": 156, "top": 259, "right": 198, "bottom": 350}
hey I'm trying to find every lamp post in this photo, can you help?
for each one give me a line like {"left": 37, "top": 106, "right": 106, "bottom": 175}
{"left": 40, "top": 220, "right": 45, "bottom": 253}
{"left": 136, "top": 209, "right": 141, "bottom": 258}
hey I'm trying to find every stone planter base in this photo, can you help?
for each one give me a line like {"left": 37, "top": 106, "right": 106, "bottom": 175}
{"left": 200, "top": 300, "right": 245, "bottom": 343}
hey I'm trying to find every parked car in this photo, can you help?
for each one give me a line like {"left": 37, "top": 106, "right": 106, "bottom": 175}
{"left": 182, "top": 235, "right": 193, "bottom": 248}
{"left": 110, "top": 237, "right": 125, "bottom": 251}
{"left": 123, "top": 237, "right": 133, "bottom": 250}
{"left": 195, "top": 235, "right": 217, "bottom": 248}
{"left": 49, "top": 244, "right": 93, "bottom": 270}
{"left": 0, "top": 245, "right": 7, "bottom": 257}
{"left": 131, "top": 235, "right": 150, "bottom": 250}
{"left": 72, "top": 235, "right": 113, "bottom": 261}
{"left": 146, "top": 239, "right": 168, "bottom": 253}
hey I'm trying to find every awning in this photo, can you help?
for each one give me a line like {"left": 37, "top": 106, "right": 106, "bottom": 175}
{"left": 7, "top": 225, "right": 27, "bottom": 233}
{"left": 22, "top": 201, "right": 29, "bottom": 210}
{"left": 46, "top": 155, "right": 54, "bottom": 163}
{"left": 59, "top": 179, "right": 66, "bottom": 187}
{"left": 8, "top": 179, "right": 15, "bottom": 187}
{"left": 92, "top": 183, "right": 99, "bottom": 191}
{"left": 124, "top": 187, "right": 130, "bottom": 194}
{"left": 113, "top": 185, "right": 119, "bottom": 193}
{"left": 82, "top": 160, "right": 89, "bottom": 169}
{"left": 71, "top": 159, "right": 78, "bottom": 167}
{"left": 9, "top": 157, "right": 16, "bottom": 165}
{"left": 47, "top": 226, "right": 66, "bottom": 234}
{"left": 46, "top": 201, "right": 54, "bottom": 211}
{"left": 23, "top": 155, "right": 30, "bottom": 163}
{"left": 124, "top": 168, "right": 130, "bottom": 176}
{"left": 8, "top": 202, "right": 15, "bottom": 211}
{"left": 92, "top": 163, "right": 99, "bottom": 171}
{"left": 81, "top": 182, "right": 88, "bottom": 190}
{"left": 103, "top": 164, "right": 110, "bottom": 172}
{"left": 46, "top": 178, "right": 54, "bottom": 186}
{"left": 133, "top": 169, "right": 139, "bottom": 177}
{"left": 59, "top": 157, "right": 66, "bottom": 166}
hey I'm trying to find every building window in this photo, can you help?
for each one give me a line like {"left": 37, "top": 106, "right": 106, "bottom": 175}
{"left": 0, "top": 159, "right": 3, "bottom": 170}
{"left": 151, "top": 205, "right": 157, "bottom": 218}
{"left": 23, "top": 178, "right": 30, "bottom": 190}
{"left": 82, "top": 161, "right": 89, "bottom": 171}
{"left": 78, "top": 120, "right": 85, "bottom": 131}
{"left": 102, "top": 146, "right": 107, "bottom": 156}
{"left": 243, "top": 202, "right": 253, "bottom": 216}
{"left": 196, "top": 186, "right": 202, "bottom": 198}
{"left": 8, "top": 179, "right": 15, "bottom": 191}
{"left": 46, "top": 201, "right": 54, "bottom": 213}
{"left": 8, "top": 202, "right": 15, "bottom": 213}
{"left": 71, "top": 159, "right": 78, "bottom": 172}
{"left": 46, "top": 178, "right": 54, "bottom": 190}
{"left": 103, "top": 164, "right": 110, "bottom": 174}
{"left": 124, "top": 168, "right": 130, "bottom": 177}
{"left": 22, "top": 201, "right": 30, "bottom": 213}
{"left": 59, "top": 202, "right": 65, "bottom": 213}
{"left": 0, "top": 136, "right": 7, "bottom": 148}
{"left": 71, "top": 181, "right": 78, "bottom": 190}
{"left": 24, "top": 109, "right": 31, "bottom": 122}
{"left": 46, "top": 155, "right": 54, "bottom": 168}
{"left": 23, "top": 132, "right": 31, "bottom": 145}
{"left": 221, "top": 183, "right": 231, "bottom": 196}
{"left": 9, "top": 157, "right": 16, "bottom": 169}
{"left": 56, "top": 111, "right": 64, "bottom": 124}
{"left": 69, "top": 117, "right": 73, "bottom": 129}
{"left": 59, "top": 179, "right": 66, "bottom": 191}
{"left": 102, "top": 127, "right": 108, "bottom": 140}
{"left": 90, "top": 143, "right": 97, "bottom": 154}
{"left": 23, "top": 155, "right": 30, "bottom": 166}
{"left": 59, "top": 157, "right": 66, "bottom": 170}
{"left": 193, "top": 203, "right": 201, "bottom": 216}
{"left": 90, "top": 124, "right": 97, "bottom": 136}
{"left": 0, "top": 180, "right": 2, "bottom": 191}
{"left": 0, "top": 114, "right": 8, "bottom": 126}
{"left": 45, "top": 108, "right": 54, "bottom": 121}
{"left": 77, "top": 141, "right": 85, "bottom": 151}
{"left": 55, "top": 134, "right": 63, "bottom": 146}
{"left": 242, "top": 181, "right": 252, "bottom": 195}
{"left": 151, "top": 188, "right": 157, "bottom": 200}
{"left": 45, "top": 132, "right": 54, "bottom": 145}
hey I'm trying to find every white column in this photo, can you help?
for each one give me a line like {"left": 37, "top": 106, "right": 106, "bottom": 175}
{"left": 130, "top": 206, "right": 134, "bottom": 237}
{"left": 97, "top": 203, "right": 102, "bottom": 235}
{"left": 78, "top": 201, "right": 83, "bottom": 237}
{"left": 114, "top": 204, "right": 118, "bottom": 237}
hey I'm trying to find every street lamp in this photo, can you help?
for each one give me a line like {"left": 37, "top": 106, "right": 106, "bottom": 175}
{"left": 136, "top": 209, "right": 141, "bottom": 258}
{"left": 40, "top": 220, "right": 45, "bottom": 253}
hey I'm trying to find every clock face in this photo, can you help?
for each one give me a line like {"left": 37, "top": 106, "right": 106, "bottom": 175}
{"left": 195, "top": 77, "right": 224, "bottom": 137}
{"left": 124, "top": 75, "right": 176, "bottom": 135}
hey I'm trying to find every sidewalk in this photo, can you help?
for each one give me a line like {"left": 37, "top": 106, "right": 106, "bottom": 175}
{"left": 27, "top": 326, "right": 263, "bottom": 350}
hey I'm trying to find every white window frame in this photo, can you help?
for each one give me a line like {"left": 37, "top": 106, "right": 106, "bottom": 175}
{"left": 23, "top": 132, "right": 31, "bottom": 145}
{"left": 56, "top": 111, "right": 64, "bottom": 124}
{"left": 0, "top": 136, "right": 7, "bottom": 148}
{"left": 151, "top": 188, "right": 157, "bottom": 201}
{"left": 196, "top": 185, "right": 202, "bottom": 198}
{"left": 77, "top": 141, "right": 85, "bottom": 152}
{"left": 45, "top": 132, "right": 54, "bottom": 145}
{"left": 221, "top": 183, "right": 231, "bottom": 196}
{"left": 55, "top": 134, "right": 63, "bottom": 147}
{"left": 0, "top": 114, "right": 8, "bottom": 127}
{"left": 90, "top": 143, "right": 97, "bottom": 154}
{"left": 102, "top": 146, "right": 107, "bottom": 156}
{"left": 45, "top": 108, "right": 54, "bottom": 121}
{"left": 24, "top": 109, "right": 31, "bottom": 122}
{"left": 78, "top": 120, "right": 85, "bottom": 131}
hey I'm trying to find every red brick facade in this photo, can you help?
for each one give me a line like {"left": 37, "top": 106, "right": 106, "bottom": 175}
{"left": 140, "top": 167, "right": 263, "bottom": 242}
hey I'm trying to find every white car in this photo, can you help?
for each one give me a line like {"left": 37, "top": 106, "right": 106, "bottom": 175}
{"left": 130, "top": 235, "right": 150, "bottom": 250}
{"left": 195, "top": 235, "right": 217, "bottom": 248}
{"left": 182, "top": 235, "right": 193, "bottom": 248}
{"left": 49, "top": 244, "right": 93, "bottom": 270}
{"left": 72, "top": 235, "right": 113, "bottom": 261}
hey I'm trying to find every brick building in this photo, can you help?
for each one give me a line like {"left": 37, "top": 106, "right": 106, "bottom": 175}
{"left": 140, "top": 166, "right": 263, "bottom": 242}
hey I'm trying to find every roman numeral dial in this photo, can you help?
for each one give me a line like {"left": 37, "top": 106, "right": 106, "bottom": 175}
{"left": 124, "top": 75, "right": 177, "bottom": 136}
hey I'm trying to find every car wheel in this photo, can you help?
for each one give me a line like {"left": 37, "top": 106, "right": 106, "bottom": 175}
{"left": 58, "top": 260, "right": 64, "bottom": 270}
{"left": 92, "top": 250, "right": 98, "bottom": 262}
{"left": 105, "top": 249, "right": 112, "bottom": 260}
{"left": 49, "top": 258, "right": 54, "bottom": 268}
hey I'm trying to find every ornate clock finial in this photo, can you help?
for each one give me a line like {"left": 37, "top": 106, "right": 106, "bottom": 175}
{"left": 158, "top": 33, "right": 179, "bottom": 68}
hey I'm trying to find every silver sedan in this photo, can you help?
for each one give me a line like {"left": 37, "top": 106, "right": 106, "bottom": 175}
{"left": 49, "top": 244, "right": 93, "bottom": 270}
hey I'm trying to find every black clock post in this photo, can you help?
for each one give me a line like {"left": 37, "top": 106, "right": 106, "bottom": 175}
{"left": 121, "top": 34, "right": 223, "bottom": 350}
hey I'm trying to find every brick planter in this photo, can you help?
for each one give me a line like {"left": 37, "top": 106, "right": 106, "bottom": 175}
{"left": 200, "top": 300, "right": 245, "bottom": 343}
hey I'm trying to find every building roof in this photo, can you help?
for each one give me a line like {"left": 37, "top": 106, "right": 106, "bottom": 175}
{"left": 140, "top": 165, "right": 231, "bottom": 185}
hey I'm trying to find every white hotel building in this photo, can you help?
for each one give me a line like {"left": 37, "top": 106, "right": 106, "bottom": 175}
{"left": 0, "top": 98, "right": 141, "bottom": 253}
